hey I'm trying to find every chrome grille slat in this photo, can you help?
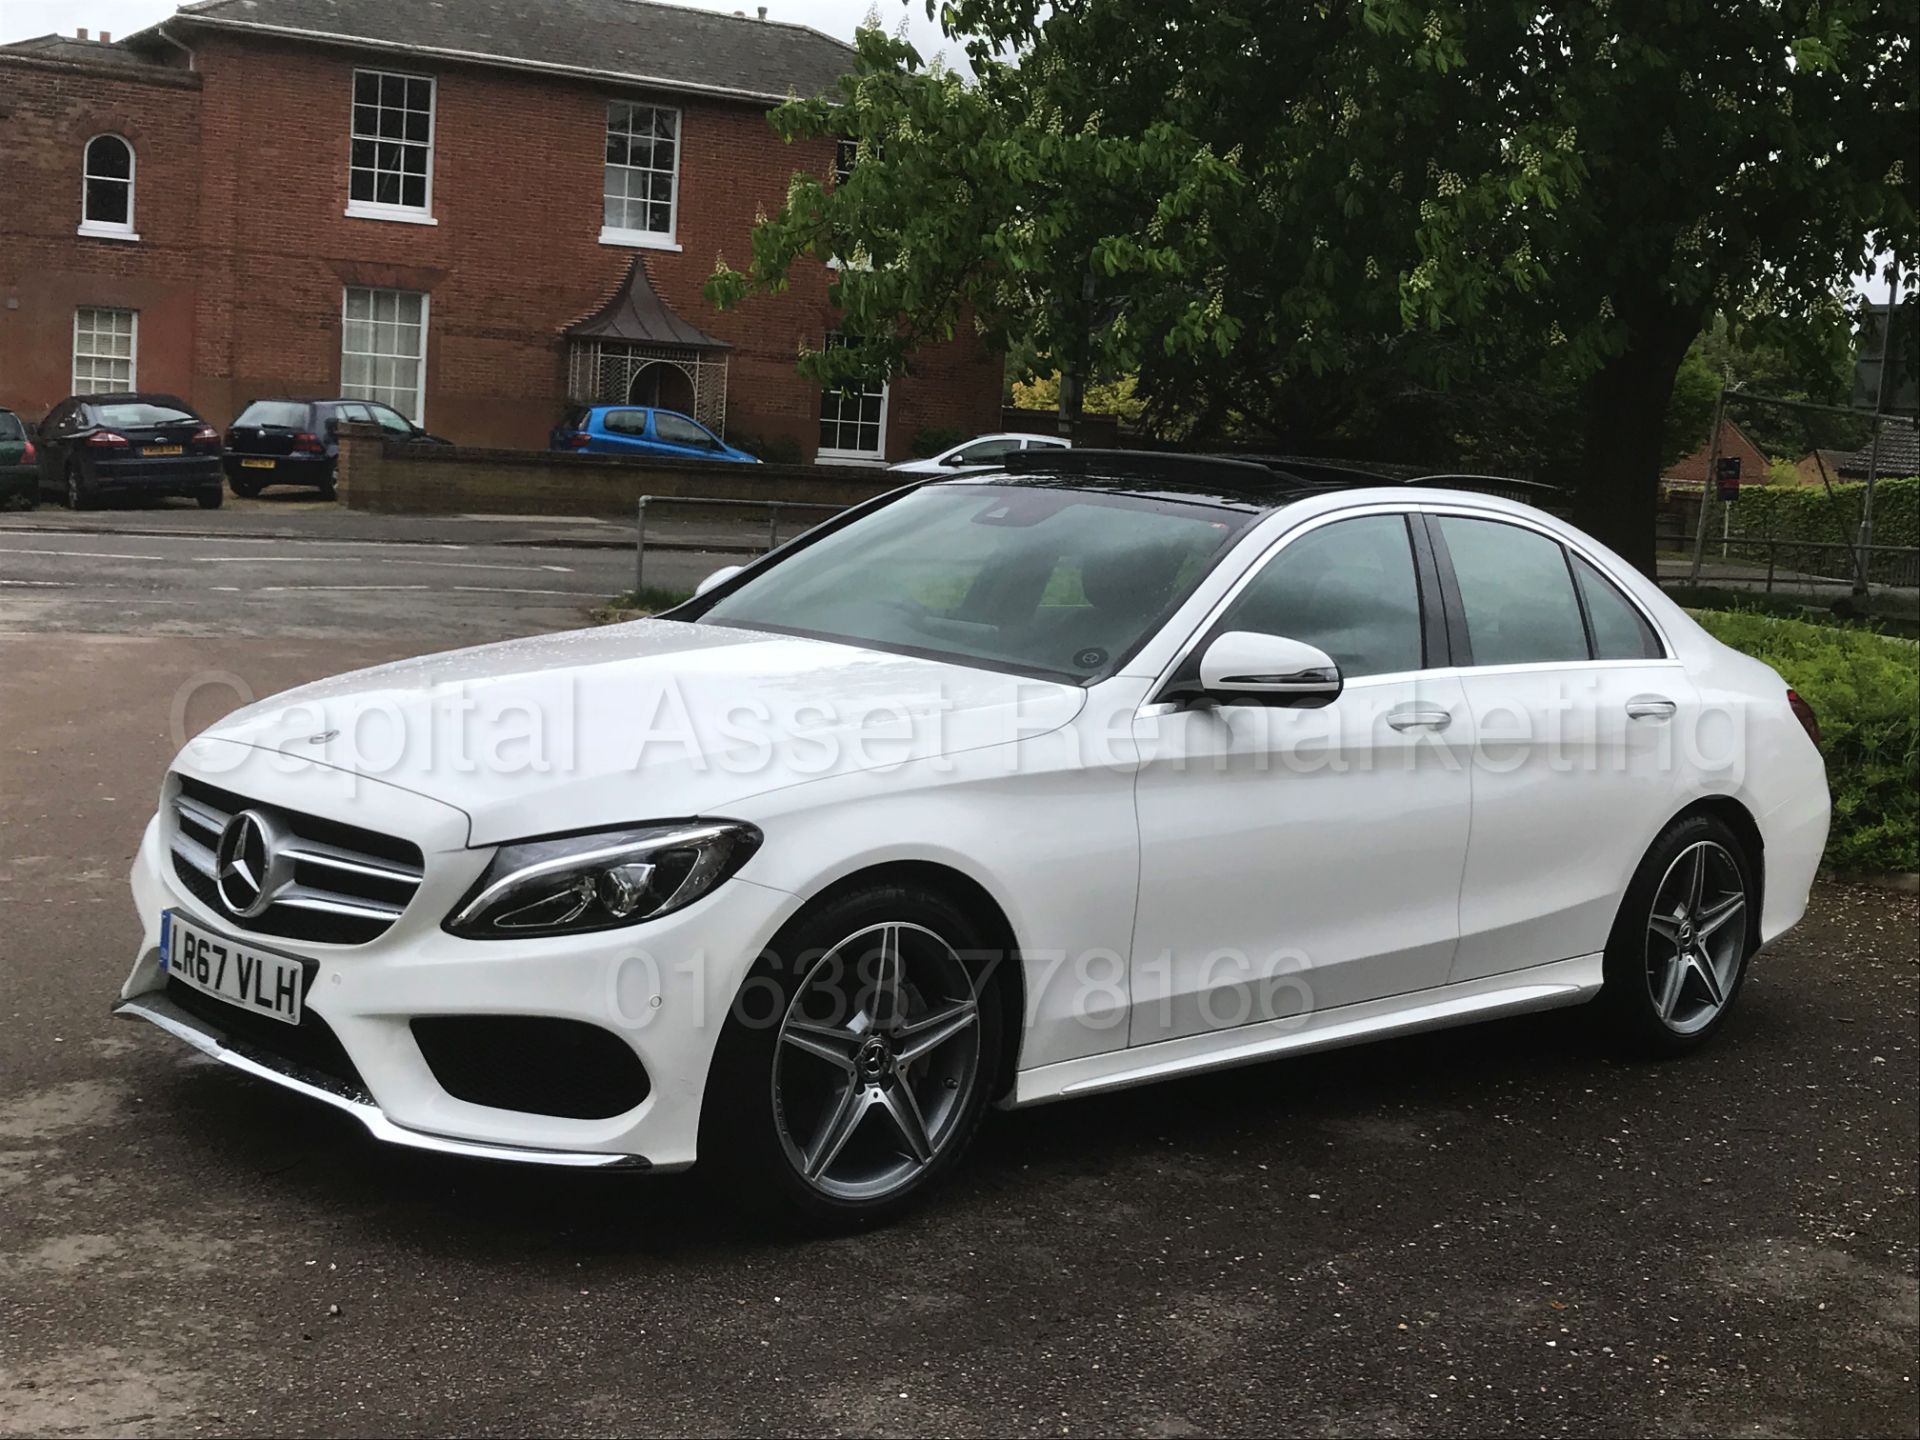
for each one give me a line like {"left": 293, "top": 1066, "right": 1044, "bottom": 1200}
{"left": 281, "top": 841, "right": 424, "bottom": 886}
{"left": 171, "top": 832, "right": 217, "bottom": 878}
{"left": 275, "top": 885, "right": 407, "bottom": 921}
{"left": 167, "top": 777, "right": 424, "bottom": 945}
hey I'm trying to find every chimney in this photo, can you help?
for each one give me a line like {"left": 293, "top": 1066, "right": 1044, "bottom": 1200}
{"left": 76, "top": 27, "right": 89, "bottom": 40}
{"left": 758, "top": 5, "right": 768, "bottom": 17}
{"left": 100, "top": 31, "right": 112, "bottom": 42}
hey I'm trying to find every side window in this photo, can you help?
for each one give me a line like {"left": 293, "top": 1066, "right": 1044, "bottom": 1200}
{"left": 1216, "top": 514, "right": 1425, "bottom": 678}
{"left": 654, "top": 412, "right": 718, "bottom": 448}
{"left": 367, "top": 403, "right": 415, "bottom": 436}
{"left": 951, "top": 438, "right": 1021, "bottom": 465}
{"left": 333, "top": 402, "right": 375, "bottom": 424}
{"left": 603, "top": 409, "right": 648, "bottom": 436}
{"left": 1436, "top": 516, "right": 1589, "bottom": 666}
{"left": 1571, "top": 553, "right": 1663, "bottom": 660}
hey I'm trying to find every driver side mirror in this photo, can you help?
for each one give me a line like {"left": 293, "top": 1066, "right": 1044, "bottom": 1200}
{"left": 1185, "top": 631, "right": 1343, "bottom": 707}
{"left": 695, "top": 564, "right": 745, "bottom": 597}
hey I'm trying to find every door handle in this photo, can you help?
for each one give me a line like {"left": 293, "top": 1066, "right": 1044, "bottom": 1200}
{"left": 1387, "top": 706, "right": 1453, "bottom": 732}
{"left": 1625, "top": 696, "right": 1678, "bottom": 721}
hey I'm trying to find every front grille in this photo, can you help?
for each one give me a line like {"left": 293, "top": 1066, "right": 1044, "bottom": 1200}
{"left": 169, "top": 775, "right": 425, "bottom": 945}
{"left": 410, "top": 1017, "right": 652, "bottom": 1120}
{"left": 165, "top": 977, "right": 367, "bottom": 1096}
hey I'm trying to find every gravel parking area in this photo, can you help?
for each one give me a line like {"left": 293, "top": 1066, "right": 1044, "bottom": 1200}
{"left": 0, "top": 604, "right": 1913, "bottom": 1436}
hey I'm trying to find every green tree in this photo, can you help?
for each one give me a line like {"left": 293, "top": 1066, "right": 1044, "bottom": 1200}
{"left": 711, "top": 1, "right": 1916, "bottom": 574}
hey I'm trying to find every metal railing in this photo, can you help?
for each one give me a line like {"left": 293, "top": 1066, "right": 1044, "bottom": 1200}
{"left": 633, "top": 494, "right": 847, "bottom": 594}
{"left": 1672, "top": 536, "right": 1920, "bottom": 595}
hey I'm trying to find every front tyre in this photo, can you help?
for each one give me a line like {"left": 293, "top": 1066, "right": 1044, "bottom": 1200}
{"left": 1599, "top": 814, "right": 1756, "bottom": 1057}
{"left": 700, "top": 883, "right": 1004, "bottom": 1231}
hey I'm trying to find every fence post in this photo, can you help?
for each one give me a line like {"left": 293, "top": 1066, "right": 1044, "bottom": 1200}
{"left": 767, "top": 501, "right": 782, "bottom": 554}
{"left": 635, "top": 495, "right": 650, "bottom": 596}
{"left": 1686, "top": 383, "right": 1728, "bottom": 586}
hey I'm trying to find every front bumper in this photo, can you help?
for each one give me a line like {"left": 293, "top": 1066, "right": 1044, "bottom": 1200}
{"left": 114, "top": 990, "right": 650, "bottom": 1169}
{"left": 120, "top": 757, "right": 802, "bottom": 1172}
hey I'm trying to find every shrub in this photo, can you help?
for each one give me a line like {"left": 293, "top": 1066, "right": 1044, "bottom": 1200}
{"left": 1727, "top": 473, "right": 1919, "bottom": 552}
{"left": 910, "top": 425, "right": 971, "bottom": 458}
{"left": 1691, "top": 609, "right": 1919, "bottom": 873}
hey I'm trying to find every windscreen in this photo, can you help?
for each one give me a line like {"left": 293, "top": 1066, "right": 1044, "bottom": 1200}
{"left": 234, "top": 401, "right": 310, "bottom": 428}
{"left": 0, "top": 412, "right": 22, "bottom": 441}
{"left": 94, "top": 401, "right": 198, "bottom": 427}
{"left": 697, "top": 484, "right": 1255, "bottom": 681}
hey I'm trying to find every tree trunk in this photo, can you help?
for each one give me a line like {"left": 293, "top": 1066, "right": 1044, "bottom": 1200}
{"left": 1573, "top": 305, "right": 1701, "bottom": 579}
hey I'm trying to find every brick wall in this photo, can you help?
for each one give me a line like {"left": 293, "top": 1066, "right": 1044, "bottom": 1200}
{"left": 0, "top": 53, "right": 202, "bottom": 419}
{"left": 0, "top": 36, "right": 1003, "bottom": 459}
{"left": 335, "top": 425, "right": 904, "bottom": 516}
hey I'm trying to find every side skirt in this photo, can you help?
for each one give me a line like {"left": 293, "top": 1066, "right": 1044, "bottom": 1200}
{"left": 1008, "top": 953, "right": 1603, "bottom": 1108}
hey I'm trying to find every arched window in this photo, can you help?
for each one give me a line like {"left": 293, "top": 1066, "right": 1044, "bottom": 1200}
{"left": 80, "top": 135, "right": 136, "bottom": 238}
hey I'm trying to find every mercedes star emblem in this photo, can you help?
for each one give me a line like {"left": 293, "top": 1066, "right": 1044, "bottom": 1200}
{"left": 214, "top": 809, "right": 289, "bottom": 919}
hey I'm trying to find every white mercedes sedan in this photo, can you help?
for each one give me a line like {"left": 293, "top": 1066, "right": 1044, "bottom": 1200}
{"left": 115, "top": 453, "right": 1830, "bottom": 1228}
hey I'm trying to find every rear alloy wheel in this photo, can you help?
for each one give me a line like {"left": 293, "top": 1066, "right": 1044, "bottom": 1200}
{"left": 702, "top": 884, "right": 1003, "bottom": 1230}
{"left": 66, "top": 464, "right": 94, "bottom": 511}
{"left": 1600, "top": 814, "right": 1755, "bottom": 1055}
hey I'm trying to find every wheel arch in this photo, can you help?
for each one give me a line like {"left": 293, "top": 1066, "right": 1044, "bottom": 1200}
{"left": 1665, "top": 794, "right": 1767, "bottom": 949}
{"left": 762, "top": 859, "right": 1028, "bottom": 1102}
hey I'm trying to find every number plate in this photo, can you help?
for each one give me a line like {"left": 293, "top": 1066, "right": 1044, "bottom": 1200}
{"left": 144, "top": 445, "right": 185, "bottom": 457}
{"left": 239, "top": 458, "right": 276, "bottom": 469}
{"left": 161, "top": 910, "right": 305, "bottom": 1026}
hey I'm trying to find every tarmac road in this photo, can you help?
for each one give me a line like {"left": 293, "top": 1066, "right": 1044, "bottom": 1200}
{"left": 0, "top": 528, "right": 1915, "bottom": 1437}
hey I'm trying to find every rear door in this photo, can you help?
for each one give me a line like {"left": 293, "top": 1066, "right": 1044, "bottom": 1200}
{"left": 1428, "top": 511, "right": 1697, "bottom": 980}
{"left": 596, "top": 408, "right": 654, "bottom": 454}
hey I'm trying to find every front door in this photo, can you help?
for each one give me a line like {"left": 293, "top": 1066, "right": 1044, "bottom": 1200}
{"left": 1129, "top": 512, "right": 1474, "bottom": 1045}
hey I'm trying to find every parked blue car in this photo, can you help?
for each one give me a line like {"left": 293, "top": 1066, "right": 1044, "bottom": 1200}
{"left": 551, "top": 405, "right": 760, "bottom": 463}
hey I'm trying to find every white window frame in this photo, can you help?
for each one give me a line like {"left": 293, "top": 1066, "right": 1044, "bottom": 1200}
{"left": 78, "top": 134, "right": 139, "bottom": 241}
{"left": 72, "top": 307, "right": 138, "bottom": 393}
{"left": 815, "top": 335, "right": 890, "bottom": 464}
{"left": 339, "top": 287, "right": 430, "bottom": 426}
{"left": 598, "top": 100, "right": 683, "bottom": 251}
{"left": 346, "top": 68, "right": 439, "bottom": 226}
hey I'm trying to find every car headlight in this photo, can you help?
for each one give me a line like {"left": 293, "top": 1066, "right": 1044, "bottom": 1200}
{"left": 443, "top": 821, "right": 761, "bottom": 939}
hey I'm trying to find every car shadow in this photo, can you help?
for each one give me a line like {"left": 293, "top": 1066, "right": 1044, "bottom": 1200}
{"left": 140, "top": 997, "right": 1680, "bottom": 1263}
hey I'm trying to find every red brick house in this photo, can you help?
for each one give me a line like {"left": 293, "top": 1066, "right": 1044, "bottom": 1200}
{"left": 0, "top": 0, "right": 1002, "bottom": 461}
{"left": 1662, "top": 419, "right": 1771, "bottom": 490}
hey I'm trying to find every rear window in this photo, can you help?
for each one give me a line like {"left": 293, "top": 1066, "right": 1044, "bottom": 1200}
{"left": 0, "top": 412, "right": 22, "bottom": 441}
{"left": 234, "top": 401, "right": 311, "bottom": 428}
{"left": 94, "top": 401, "right": 198, "bottom": 427}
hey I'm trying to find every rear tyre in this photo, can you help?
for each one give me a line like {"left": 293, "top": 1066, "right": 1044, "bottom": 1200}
{"left": 229, "top": 477, "right": 262, "bottom": 499}
{"left": 316, "top": 475, "right": 338, "bottom": 501}
{"left": 1598, "top": 813, "right": 1756, "bottom": 1057}
{"left": 699, "top": 882, "right": 1005, "bottom": 1231}
{"left": 197, "top": 487, "right": 223, "bottom": 510}
{"left": 65, "top": 464, "right": 95, "bottom": 511}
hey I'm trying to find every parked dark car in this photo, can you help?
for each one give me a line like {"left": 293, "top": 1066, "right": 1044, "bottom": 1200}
{"left": 0, "top": 408, "right": 36, "bottom": 507}
{"left": 224, "top": 398, "right": 447, "bottom": 498}
{"left": 36, "top": 394, "right": 224, "bottom": 510}
{"left": 549, "top": 405, "right": 759, "bottom": 463}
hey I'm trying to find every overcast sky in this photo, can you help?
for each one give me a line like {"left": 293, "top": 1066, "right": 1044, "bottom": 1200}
{"left": 0, "top": 0, "right": 955, "bottom": 55}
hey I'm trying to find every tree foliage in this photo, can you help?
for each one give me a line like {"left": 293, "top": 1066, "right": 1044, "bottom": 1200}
{"left": 710, "top": 0, "right": 1917, "bottom": 571}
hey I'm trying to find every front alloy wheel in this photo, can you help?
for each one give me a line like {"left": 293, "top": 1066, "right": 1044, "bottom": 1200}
{"left": 701, "top": 882, "right": 1004, "bottom": 1229}
{"left": 772, "top": 922, "right": 982, "bottom": 1202}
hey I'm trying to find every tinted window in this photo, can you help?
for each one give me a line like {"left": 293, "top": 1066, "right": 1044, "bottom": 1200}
{"left": 603, "top": 409, "right": 648, "bottom": 436}
{"left": 1214, "top": 515, "right": 1425, "bottom": 678}
{"left": 0, "top": 412, "right": 22, "bottom": 441}
{"left": 1572, "top": 553, "right": 1663, "bottom": 660}
{"left": 234, "top": 401, "right": 311, "bottom": 428}
{"left": 655, "top": 412, "right": 718, "bottom": 448}
{"left": 93, "top": 401, "right": 197, "bottom": 427}
{"left": 700, "top": 485, "right": 1251, "bottom": 681}
{"left": 1437, "top": 516, "right": 1588, "bottom": 666}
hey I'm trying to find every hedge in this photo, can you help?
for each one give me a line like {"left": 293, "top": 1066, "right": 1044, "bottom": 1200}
{"left": 1692, "top": 608, "right": 1919, "bottom": 873}
{"left": 1727, "top": 473, "right": 1919, "bottom": 555}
